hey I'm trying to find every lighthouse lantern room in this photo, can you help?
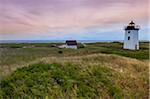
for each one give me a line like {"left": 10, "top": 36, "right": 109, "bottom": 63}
{"left": 123, "top": 21, "right": 140, "bottom": 50}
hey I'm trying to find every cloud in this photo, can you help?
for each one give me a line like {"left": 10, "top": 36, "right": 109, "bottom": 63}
{"left": 0, "top": 0, "right": 148, "bottom": 40}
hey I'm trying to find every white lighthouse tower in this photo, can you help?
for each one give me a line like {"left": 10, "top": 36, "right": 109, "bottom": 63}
{"left": 123, "top": 21, "right": 140, "bottom": 50}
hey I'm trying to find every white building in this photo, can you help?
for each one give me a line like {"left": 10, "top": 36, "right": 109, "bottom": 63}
{"left": 123, "top": 21, "right": 140, "bottom": 50}
{"left": 65, "top": 40, "right": 77, "bottom": 49}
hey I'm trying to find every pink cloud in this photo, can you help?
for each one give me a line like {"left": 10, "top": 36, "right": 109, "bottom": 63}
{"left": 0, "top": 0, "right": 148, "bottom": 39}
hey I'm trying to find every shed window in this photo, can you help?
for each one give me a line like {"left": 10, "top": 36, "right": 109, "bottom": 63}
{"left": 128, "top": 31, "right": 130, "bottom": 33}
{"left": 128, "top": 36, "right": 130, "bottom": 40}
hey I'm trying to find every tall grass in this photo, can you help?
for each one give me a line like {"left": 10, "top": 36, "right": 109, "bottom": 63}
{"left": 0, "top": 53, "right": 148, "bottom": 98}
{"left": 0, "top": 42, "right": 148, "bottom": 98}
{"left": 1, "top": 61, "right": 148, "bottom": 98}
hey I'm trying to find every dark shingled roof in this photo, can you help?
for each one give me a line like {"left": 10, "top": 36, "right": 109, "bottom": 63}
{"left": 66, "top": 40, "right": 77, "bottom": 45}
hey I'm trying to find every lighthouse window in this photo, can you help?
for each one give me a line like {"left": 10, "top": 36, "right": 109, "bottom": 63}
{"left": 128, "top": 36, "right": 130, "bottom": 40}
{"left": 128, "top": 31, "right": 130, "bottom": 33}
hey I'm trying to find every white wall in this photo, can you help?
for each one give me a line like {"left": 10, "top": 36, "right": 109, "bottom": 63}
{"left": 66, "top": 45, "right": 77, "bottom": 49}
{"left": 123, "top": 30, "right": 139, "bottom": 50}
{"left": 58, "top": 45, "right": 66, "bottom": 48}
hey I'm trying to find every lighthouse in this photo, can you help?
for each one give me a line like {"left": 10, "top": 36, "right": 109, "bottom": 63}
{"left": 123, "top": 21, "right": 140, "bottom": 50}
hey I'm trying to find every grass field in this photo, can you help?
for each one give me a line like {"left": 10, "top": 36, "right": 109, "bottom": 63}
{"left": 0, "top": 42, "right": 149, "bottom": 98}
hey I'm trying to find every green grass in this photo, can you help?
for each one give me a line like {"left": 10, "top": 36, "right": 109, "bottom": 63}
{"left": 0, "top": 42, "right": 148, "bottom": 98}
{"left": 0, "top": 43, "right": 63, "bottom": 48}
{"left": 0, "top": 42, "right": 149, "bottom": 66}
{"left": 0, "top": 57, "right": 148, "bottom": 98}
{"left": 85, "top": 42, "right": 149, "bottom": 59}
{"left": 0, "top": 63, "right": 122, "bottom": 98}
{"left": 0, "top": 47, "right": 60, "bottom": 65}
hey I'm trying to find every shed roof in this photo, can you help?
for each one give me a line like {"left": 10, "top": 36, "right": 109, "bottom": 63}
{"left": 66, "top": 40, "right": 77, "bottom": 45}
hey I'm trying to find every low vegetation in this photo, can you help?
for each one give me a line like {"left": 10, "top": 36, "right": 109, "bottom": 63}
{"left": 0, "top": 63, "right": 121, "bottom": 98}
{"left": 86, "top": 42, "right": 149, "bottom": 59}
{"left": 0, "top": 42, "right": 149, "bottom": 98}
{"left": 0, "top": 42, "right": 148, "bottom": 66}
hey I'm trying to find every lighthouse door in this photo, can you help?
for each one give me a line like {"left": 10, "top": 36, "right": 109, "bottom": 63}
{"left": 135, "top": 45, "right": 137, "bottom": 50}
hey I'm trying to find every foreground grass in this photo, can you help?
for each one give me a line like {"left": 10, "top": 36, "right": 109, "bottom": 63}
{"left": 0, "top": 54, "right": 148, "bottom": 98}
{"left": 0, "top": 42, "right": 148, "bottom": 98}
{"left": 0, "top": 63, "right": 121, "bottom": 98}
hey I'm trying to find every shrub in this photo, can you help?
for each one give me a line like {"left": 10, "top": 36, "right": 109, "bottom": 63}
{"left": 50, "top": 44, "right": 56, "bottom": 47}
{"left": 77, "top": 43, "right": 85, "bottom": 48}
{"left": 58, "top": 51, "right": 63, "bottom": 54}
{"left": 0, "top": 63, "right": 121, "bottom": 98}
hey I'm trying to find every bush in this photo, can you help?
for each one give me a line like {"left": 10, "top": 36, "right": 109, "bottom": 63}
{"left": 50, "top": 44, "right": 56, "bottom": 47}
{"left": 77, "top": 43, "right": 85, "bottom": 48}
{"left": 10, "top": 45, "right": 22, "bottom": 48}
{"left": 0, "top": 63, "right": 121, "bottom": 98}
{"left": 58, "top": 51, "right": 63, "bottom": 54}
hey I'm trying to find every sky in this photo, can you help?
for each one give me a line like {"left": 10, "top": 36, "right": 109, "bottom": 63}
{"left": 0, "top": 0, "right": 149, "bottom": 40}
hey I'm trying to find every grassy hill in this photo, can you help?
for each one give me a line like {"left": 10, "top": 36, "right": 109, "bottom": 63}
{"left": 0, "top": 42, "right": 149, "bottom": 98}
